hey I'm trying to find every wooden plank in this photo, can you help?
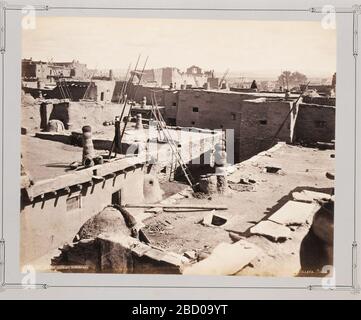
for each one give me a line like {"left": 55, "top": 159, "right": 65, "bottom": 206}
{"left": 183, "top": 240, "right": 260, "bottom": 275}
{"left": 125, "top": 203, "right": 228, "bottom": 210}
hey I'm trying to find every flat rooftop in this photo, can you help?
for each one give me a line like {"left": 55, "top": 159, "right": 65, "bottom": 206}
{"left": 182, "top": 88, "right": 300, "bottom": 99}
{"left": 22, "top": 123, "right": 221, "bottom": 183}
{"left": 142, "top": 143, "right": 334, "bottom": 276}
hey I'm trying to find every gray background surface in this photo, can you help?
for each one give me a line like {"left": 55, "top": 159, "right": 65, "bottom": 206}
{"left": 0, "top": 0, "right": 360, "bottom": 299}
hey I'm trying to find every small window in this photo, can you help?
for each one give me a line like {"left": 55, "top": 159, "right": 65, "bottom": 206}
{"left": 100, "top": 92, "right": 105, "bottom": 101}
{"left": 259, "top": 120, "right": 267, "bottom": 125}
{"left": 172, "top": 102, "right": 177, "bottom": 107}
{"left": 66, "top": 195, "right": 81, "bottom": 211}
{"left": 220, "top": 125, "right": 224, "bottom": 129}
{"left": 231, "top": 113, "right": 236, "bottom": 120}
{"left": 191, "top": 121, "right": 195, "bottom": 126}
{"left": 315, "top": 120, "right": 326, "bottom": 128}
{"left": 192, "top": 107, "right": 199, "bottom": 112}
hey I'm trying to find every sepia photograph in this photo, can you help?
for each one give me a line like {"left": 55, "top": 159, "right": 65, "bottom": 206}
{"left": 20, "top": 17, "right": 336, "bottom": 277}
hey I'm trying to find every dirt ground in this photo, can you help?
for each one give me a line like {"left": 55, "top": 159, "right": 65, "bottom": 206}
{"left": 143, "top": 143, "right": 334, "bottom": 276}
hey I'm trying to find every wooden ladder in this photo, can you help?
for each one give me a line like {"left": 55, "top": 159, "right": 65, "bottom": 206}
{"left": 150, "top": 92, "right": 196, "bottom": 190}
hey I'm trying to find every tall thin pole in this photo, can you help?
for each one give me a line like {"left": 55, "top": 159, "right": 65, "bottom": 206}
{"left": 118, "top": 56, "right": 148, "bottom": 146}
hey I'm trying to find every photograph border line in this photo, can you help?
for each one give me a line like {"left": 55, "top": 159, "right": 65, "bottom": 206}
{"left": 0, "top": 2, "right": 360, "bottom": 294}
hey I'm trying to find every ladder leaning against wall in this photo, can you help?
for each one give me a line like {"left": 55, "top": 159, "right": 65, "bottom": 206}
{"left": 150, "top": 92, "right": 197, "bottom": 191}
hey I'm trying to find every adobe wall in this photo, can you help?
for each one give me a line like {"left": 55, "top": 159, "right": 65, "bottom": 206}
{"left": 22, "top": 103, "right": 47, "bottom": 133}
{"left": 294, "top": 103, "right": 335, "bottom": 143}
{"left": 92, "top": 80, "right": 116, "bottom": 103}
{"left": 163, "top": 90, "right": 179, "bottom": 120}
{"left": 238, "top": 99, "right": 294, "bottom": 160}
{"left": 24, "top": 81, "right": 90, "bottom": 101}
{"left": 176, "top": 90, "right": 248, "bottom": 130}
{"left": 208, "top": 78, "right": 219, "bottom": 89}
{"left": 175, "top": 90, "right": 297, "bottom": 161}
{"left": 302, "top": 96, "right": 335, "bottom": 106}
{"left": 141, "top": 68, "right": 207, "bottom": 88}
{"left": 20, "top": 165, "right": 145, "bottom": 265}
{"left": 22, "top": 63, "right": 38, "bottom": 78}
{"left": 162, "top": 68, "right": 176, "bottom": 87}
{"left": 21, "top": 101, "right": 130, "bottom": 132}
{"left": 112, "top": 81, "right": 165, "bottom": 106}
{"left": 176, "top": 90, "right": 251, "bottom": 161}
{"left": 153, "top": 68, "right": 163, "bottom": 86}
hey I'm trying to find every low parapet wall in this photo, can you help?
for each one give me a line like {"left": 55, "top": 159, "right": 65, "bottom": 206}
{"left": 22, "top": 101, "right": 129, "bottom": 133}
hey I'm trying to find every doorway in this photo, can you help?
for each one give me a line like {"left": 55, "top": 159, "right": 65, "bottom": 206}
{"left": 111, "top": 189, "right": 122, "bottom": 206}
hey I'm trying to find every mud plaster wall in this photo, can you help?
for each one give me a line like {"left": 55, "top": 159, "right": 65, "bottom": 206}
{"left": 112, "top": 81, "right": 165, "bottom": 106}
{"left": 21, "top": 101, "right": 129, "bottom": 132}
{"left": 163, "top": 90, "right": 179, "bottom": 120}
{"left": 175, "top": 90, "right": 299, "bottom": 161}
{"left": 141, "top": 68, "right": 207, "bottom": 88}
{"left": 294, "top": 103, "right": 335, "bottom": 143}
{"left": 89, "top": 80, "right": 116, "bottom": 103}
{"left": 23, "top": 82, "right": 89, "bottom": 100}
{"left": 150, "top": 131, "right": 222, "bottom": 170}
{"left": 22, "top": 62, "right": 50, "bottom": 79}
{"left": 20, "top": 166, "right": 145, "bottom": 265}
{"left": 67, "top": 101, "right": 128, "bottom": 130}
{"left": 238, "top": 100, "right": 294, "bottom": 160}
{"left": 176, "top": 90, "right": 249, "bottom": 130}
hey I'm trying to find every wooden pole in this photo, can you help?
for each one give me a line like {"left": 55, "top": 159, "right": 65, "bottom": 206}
{"left": 124, "top": 203, "right": 228, "bottom": 210}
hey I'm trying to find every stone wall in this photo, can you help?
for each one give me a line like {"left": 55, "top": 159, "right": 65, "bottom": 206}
{"left": 294, "top": 103, "right": 335, "bottom": 144}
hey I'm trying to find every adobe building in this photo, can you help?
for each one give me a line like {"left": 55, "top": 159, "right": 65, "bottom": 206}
{"left": 23, "top": 78, "right": 116, "bottom": 102}
{"left": 22, "top": 58, "right": 89, "bottom": 81}
{"left": 138, "top": 65, "right": 211, "bottom": 88}
{"left": 20, "top": 148, "right": 148, "bottom": 265}
{"left": 109, "top": 85, "right": 335, "bottom": 162}
{"left": 20, "top": 114, "right": 223, "bottom": 266}
{"left": 83, "top": 79, "right": 116, "bottom": 103}
{"left": 51, "top": 60, "right": 89, "bottom": 79}
{"left": 174, "top": 89, "right": 335, "bottom": 161}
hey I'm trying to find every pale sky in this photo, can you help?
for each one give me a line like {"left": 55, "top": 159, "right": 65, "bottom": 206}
{"left": 22, "top": 17, "right": 336, "bottom": 78}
